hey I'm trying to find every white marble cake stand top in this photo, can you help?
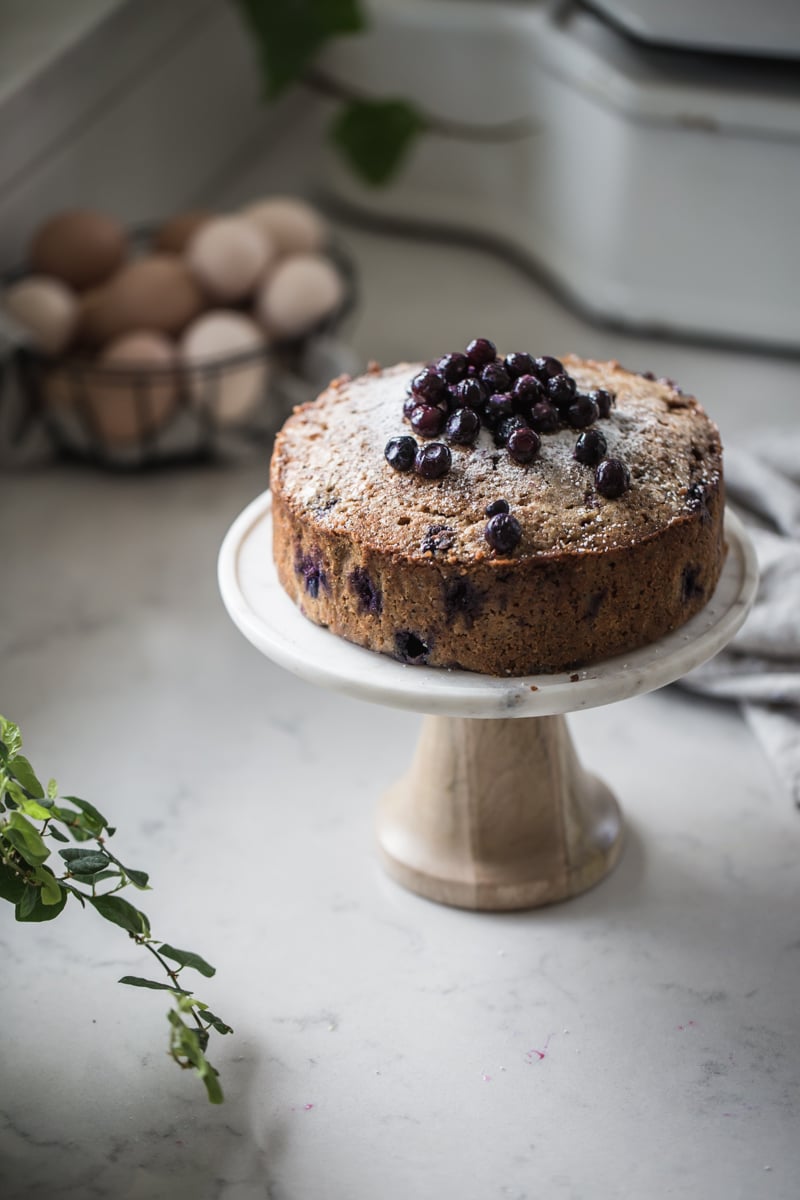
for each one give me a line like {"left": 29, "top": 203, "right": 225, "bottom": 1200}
{"left": 218, "top": 491, "right": 757, "bottom": 720}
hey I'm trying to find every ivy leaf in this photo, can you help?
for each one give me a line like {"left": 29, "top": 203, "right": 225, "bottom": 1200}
{"left": 119, "top": 976, "right": 188, "bottom": 993}
{"left": 159, "top": 944, "right": 216, "bottom": 978}
{"left": 330, "top": 98, "right": 428, "bottom": 185}
{"left": 47, "top": 826, "right": 69, "bottom": 844}
{"left": 15, "top": 881, "right": 68, "bottom": 922}
{"left": 33, "top": 865, "right": 63, "bottom": 905}
{"left": 90, "top": 894, "right": 150, "bottom": 937}
{"left": 0, "top": 717, "right": 22, "bottom": 757}
{"left": 59, "top": 849, "right": 111, "bottom": 875}
{"left": 0, "top": 860, "right": 25, "bottom": 903}
{"left": 10, "top": 754, "right": 45, "bottom": 798}
{"left": 4, "top": 813, "right": 50, "bottom": 866}
{"left": 234, "top": 0, "right": 365, "bottom": 97}
{"left": 204, "top": 1010, "right": 234, "bottom": 1036}
{"left": 61, "top": 796, "right": 109, "bottom": 835}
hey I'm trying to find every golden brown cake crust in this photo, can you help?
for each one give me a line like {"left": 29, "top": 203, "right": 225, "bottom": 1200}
{"left": 270, "top": 357, "right": 725, "bottom": 675}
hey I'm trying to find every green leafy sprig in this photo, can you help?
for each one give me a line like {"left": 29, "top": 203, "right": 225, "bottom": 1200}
{"left": 233, "top": 0, "right": 535, "bottom": 185}
{"left": 0, "top": 715, "right": 232, "bottom": 1104}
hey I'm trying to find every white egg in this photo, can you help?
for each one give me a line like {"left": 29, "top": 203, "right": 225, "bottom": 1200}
{"left": 242, "top": 196, "right": 326, "bottom": 257}
{"left": 3, "top": 275, "right": 78, "bottom": 354}
{"left": 186, "top": 217, "right": 274, "bottom": 302}
{"left": 256, "top": 254, "right": 344, "bottom": 340}
{"left": 180, "top": 310, "right": 268, "bottom": 424}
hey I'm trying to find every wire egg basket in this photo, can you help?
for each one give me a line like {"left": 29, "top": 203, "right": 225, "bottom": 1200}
{"left": 1, "top": 238, "right": 357, "bottom": 470}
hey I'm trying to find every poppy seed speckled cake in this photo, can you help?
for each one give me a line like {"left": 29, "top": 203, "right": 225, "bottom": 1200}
{"left": 270, "top": 342, "right": 725, "bottom": 676}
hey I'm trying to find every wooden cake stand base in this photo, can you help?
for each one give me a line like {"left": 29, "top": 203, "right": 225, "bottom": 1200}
{"left": 219, "top": 492, "right": 756, "bottom": 912}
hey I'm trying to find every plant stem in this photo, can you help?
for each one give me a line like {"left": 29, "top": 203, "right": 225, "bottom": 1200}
{"left": 143, "top": 942, "right": 205, "bottom": 1032}
{"left": 304, "top": 67, "right": 536, "bottom": 143}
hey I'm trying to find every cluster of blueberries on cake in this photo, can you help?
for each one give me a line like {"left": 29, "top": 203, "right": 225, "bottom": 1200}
{"left": 383, "top": 338, "right": 631, "bottom": 554}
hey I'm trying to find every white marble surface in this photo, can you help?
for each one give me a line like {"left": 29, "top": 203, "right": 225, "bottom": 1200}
{"left": 2, "top": 216, "right": 800, "bottom": 1200}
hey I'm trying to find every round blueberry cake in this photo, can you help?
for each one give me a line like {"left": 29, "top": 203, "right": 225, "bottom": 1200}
{"left": 270, "top": 341, "right": 725, "bottom": 676}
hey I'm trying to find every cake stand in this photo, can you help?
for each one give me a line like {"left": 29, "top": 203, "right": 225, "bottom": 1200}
{"left": 218, "top": 492, "right": 757, "bottom": 911}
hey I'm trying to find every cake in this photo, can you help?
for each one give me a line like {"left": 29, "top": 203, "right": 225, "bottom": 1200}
{"left": 270, "top": 342, "right": 725, "bottom": 676}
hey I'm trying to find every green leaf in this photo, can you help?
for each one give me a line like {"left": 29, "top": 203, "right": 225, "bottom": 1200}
{"left": 159, "top": 944, "right": 216, "bottom": 978}
{"left": 204, "top": 1010, "right": 234, "bottom": 1036}
{"left": 15, "top": 882, "right": 68, "bottom": 922}
{"left": 119, "top": 976, "right": 187, "bottom": 993}
{"left": 5, "top": 813, "right": 50, "bottom": 866}
{"left": 330, "top": 97, "right": 427, "bottom": 185}
{"left": 17, "top": 883, "right": 39, "bottom": 919}
{"left": 33, "top": 865, "right": 63, "bottom": 905}
{"left": 47, "top": 826, "right": 69, "bottom": 843}
{"left": 0, "top": 717, "right": 22, "bottom": 757}
{"left": 234, "top": 0, "right": 365, "bottom": 97}
{"left": 15, "top": 797, "right": 54, "bottom": 821}
{"left": 10, "top": 754, "right": 44, "bottom": 798}
{"left": 59, "top": 849, "right": 110, "bottom": 875}
{"left": 61, "top": 795, "right": 109, "bottom": 834}
{"left": 124, "top": 868, "right": 149, "bottom": 890}
{"left": 0, "top": 859, "right": 26, "bottom": 903}
{"left": 47, "top": 778, "right": 58, "bottom": 801}
{"left": 90, "top": 893, "right": 150, "bottom": 937}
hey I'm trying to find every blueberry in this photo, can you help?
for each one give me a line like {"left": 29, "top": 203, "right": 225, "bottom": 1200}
{"left": 504, "top": 351, "right": 536, "bottom": 379}
{"left": 484, "top": 498, "right": 510, "bottom": 517}
{"left": 567, "top": 394, "right": 600, "bottom": 429}
{"left": 410, "top": 403, "right": 446, "bottom": 438}
{"left": 495, "top": 415, "right": 528, "bottom": 448}
{"left": 295, "top": 552, "right": 328, "bottom": 598}
{"left": 481, "top": 362, "right": 511, "bottom": 394}
{"left": 589, "top": 388, "right": 615, "bottom": 418}
{"left": 385, "top": 435, "right": 417, "bottom": 471}
{"left": 595, "top": 457, "right": 631, "bottom": 499}
{"left": 483, "top": 392, "right": 515, "bottom": 425}
{"left": 445, "top": 407, "right": 480, "bottom": 445}
{"left": 410, "top": 367, "right": 446, "bottom": 403}
{"left": 466, "top": 337, "right": 497, "bottom": 367}
{"left": 350, "top": 567, "right": 382, "bottom": 616}
{"left": 533, "top": 355, "right": 564, "bottom": 381}
{"left": 511, "top": 374, "right": 544, "bottom": 411}
{"left": 529, "top": 401, "right": 560, "bottom": 433}
{"left": 452, "top": 377, "right": 486, "bottom": 410}
{"left": 546, "top": 373, "right": 577, "bottom": 408}
{"left": 485, "top": 512, "right": 522, "bottom": 554}
{"left": 508, "top": 427, "right": 541, "bottom": 464}
{"left": 574, "top": 428, "right": 607, "bottom": 465}
{"left": 395, "top": 631, "right": 429, "bottom": 664}
{"left": 415, "top": 442, "right": 452, "bottom": 479}
{"left": 403, "top": 393, "right": 418, "bottom": 419}
{"left": 436, "top": 352, "right": 468, "bottom": 384}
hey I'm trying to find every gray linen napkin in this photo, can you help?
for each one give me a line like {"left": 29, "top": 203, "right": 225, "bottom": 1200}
{"left": 679, "top": 434, "right": 800, "bottom": 807}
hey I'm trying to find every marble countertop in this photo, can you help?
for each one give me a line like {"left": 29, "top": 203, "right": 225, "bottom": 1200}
{"left": 2, "top": 219, "right": 799, "bottom": 1200}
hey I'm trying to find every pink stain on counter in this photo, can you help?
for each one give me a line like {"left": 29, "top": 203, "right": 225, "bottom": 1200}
{"left": 525, "top": 1033, "right": 555, "bottom": 1063}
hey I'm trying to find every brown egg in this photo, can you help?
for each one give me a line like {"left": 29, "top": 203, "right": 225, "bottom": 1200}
{"left": 79, "top": 255, "right": 205, "bottom": 346}
{"left": 79, "top": 331, "right": 179, "bottom": 446}
{"left": 29, "top": 209, "right": 127, "bottom": 290}
{"left": 153, "top": 210, "right": 213, "bottom": 254}
{"left": 180, "top": 311, "right": 268, "bottom": 424}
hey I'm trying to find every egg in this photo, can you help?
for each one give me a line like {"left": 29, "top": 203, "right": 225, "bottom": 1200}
{"left": 79, "top": 255, "right": 205, "bottom": 345}
{"left": 3, "top": 275, "right": 78, "bottom": 354}
{"left": 186, "top": 217, "right": 274, "bottom": 303}
{"left": 180, "top": 311, "right": 268, "bottom": 424}
{"left": 153, "top": 210, "right": 213, "bottom": 254}
{"left": 242, "top": 197, "right": 326, "bottom": 257}
{"left": 29, "top": 209, "right": 127, "bottom": 290}
{"left": 255, "top": 253, "right": 344, "bottom": 339}
{"left": 77, "top": 331, "right": 179, "bottom": 446}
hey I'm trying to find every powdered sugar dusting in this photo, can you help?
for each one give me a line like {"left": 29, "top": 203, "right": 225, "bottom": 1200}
{"left": 275, "top": 358, "right": 722, "bottom": 564}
